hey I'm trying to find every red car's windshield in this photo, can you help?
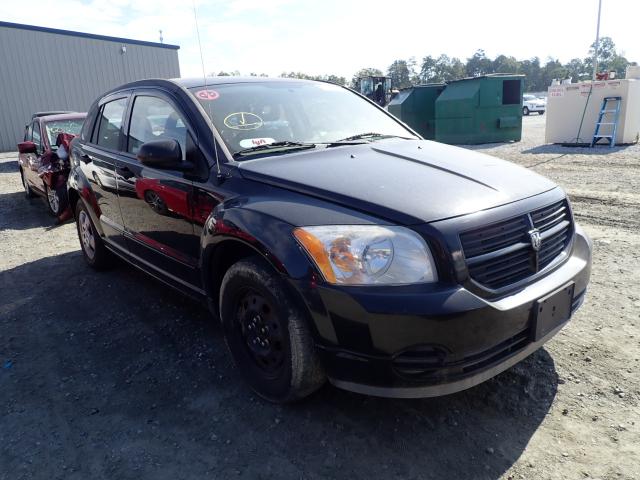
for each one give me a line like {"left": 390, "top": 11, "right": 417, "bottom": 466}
{"left": 44, "top": 119, "right": 84, "bottom": 148}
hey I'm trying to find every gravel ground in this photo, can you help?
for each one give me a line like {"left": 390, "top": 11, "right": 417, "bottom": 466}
{"left": 1, "top": 115, "right": 638, "bottom": 480}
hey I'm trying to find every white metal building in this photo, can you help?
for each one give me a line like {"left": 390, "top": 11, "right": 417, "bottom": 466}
{"left": 0, "top": 21, "right": 180, "bottom": 151}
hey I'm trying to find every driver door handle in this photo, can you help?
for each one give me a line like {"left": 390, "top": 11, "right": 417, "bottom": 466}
{"left": 81, "top": 154, "right": 92, "bottom": 164}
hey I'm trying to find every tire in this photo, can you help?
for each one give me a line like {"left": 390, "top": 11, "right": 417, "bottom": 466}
{"left": 44, "top": 183, "right": 62, "bottom": 216}
{"left": 219, "top": 256, "right": 325, "bottom": 403}
{"left": 523, "top": 106, "right": 530, "bottom": 116}
{"left": 539, "top": 111, "right": 545, "bottom": 115}
{"left": 21, "top": 168, "right": 36, "bottom": 198}
{"left": 75, "top": 200, "right": 111, "bottom": 269}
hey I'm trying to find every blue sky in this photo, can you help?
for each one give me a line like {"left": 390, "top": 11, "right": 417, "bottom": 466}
{"left": 2, "top": 0, "right": 638, "bottom": 79}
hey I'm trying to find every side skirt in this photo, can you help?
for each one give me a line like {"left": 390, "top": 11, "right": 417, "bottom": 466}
{"left": 103, "top": 241, "right": 207, "bottom": 303}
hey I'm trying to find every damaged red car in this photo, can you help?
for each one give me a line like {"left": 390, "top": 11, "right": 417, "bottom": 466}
{"left": 18, "top": 112, "right": 86, "bottom": 216}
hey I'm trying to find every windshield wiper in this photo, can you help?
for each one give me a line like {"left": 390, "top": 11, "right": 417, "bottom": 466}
{"left": 333, "top": 132, "right": 387, "bottom": 142}
{"left": 324, "top": 133, "right": 414, "bottom": 146}
{"left": 233, "top": 141, "right": 317, "bottom": 158}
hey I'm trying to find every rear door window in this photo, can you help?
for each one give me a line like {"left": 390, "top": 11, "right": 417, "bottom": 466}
{"left": 24, "top": 123, "right": 33, "bottom": 142}
{"left": 127, "top": 95, "right": 187, "bottom": 160}
{"left": 95, "top": 98, "right": 128, "bottom": 151}
{"left": 32, "top": 121, "right": 42, "bottom": 151}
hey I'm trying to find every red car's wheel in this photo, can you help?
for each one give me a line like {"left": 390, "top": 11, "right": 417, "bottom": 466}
{"left": 44, "top": 184, "right": 62, "bottom": 216}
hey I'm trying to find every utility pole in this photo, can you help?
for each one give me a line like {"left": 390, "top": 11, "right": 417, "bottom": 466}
{"left": 159, "top": 29, "right": 164, "bottom": 44}
{"left": 593, "top": 0, "right": 602, "bottom": 80}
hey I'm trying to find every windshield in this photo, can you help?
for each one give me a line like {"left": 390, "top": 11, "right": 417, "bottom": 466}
{"left": 523, "top": 94, "right": 535, "bottom": 101}
{"left": 189, "top": 81, "right": 416, "bottom": 156}
{"left": 44, "top": 119, "right": 84, "bottom": 148}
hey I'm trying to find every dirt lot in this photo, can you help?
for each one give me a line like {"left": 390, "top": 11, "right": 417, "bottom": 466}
{"left": 1, "top": 115, "right": 639, "bottom": 480}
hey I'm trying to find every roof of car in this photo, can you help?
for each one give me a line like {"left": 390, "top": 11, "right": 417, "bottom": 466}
{"left": 32, "top": 111, "right": 74, "bottom": 118}
{"left": 101, "top": 76, "right": 322, "bottom": 95}
{"left": 39, "top": 112, "right": 87, "bottom": 122}
{"left": 97, "top": 76, "right": 344, "bottom": 104}
{"left": 170, "top": 76, "right": 319, "bottom": 89}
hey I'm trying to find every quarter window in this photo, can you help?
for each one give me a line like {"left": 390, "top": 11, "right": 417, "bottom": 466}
{"left": 95, "top": 98, "right": 127, "bottom": 150}
{"left": 127, "top": 96, "right": 187, "bottom": 160}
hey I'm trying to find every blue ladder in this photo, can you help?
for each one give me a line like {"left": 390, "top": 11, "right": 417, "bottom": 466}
{"left": 591, "top": 96, "right": 622, "bottom": 147}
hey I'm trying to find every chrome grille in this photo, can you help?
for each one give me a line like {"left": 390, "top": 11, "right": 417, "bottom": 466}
{"left": 460, "top": 199, "right": 573, "bottom": 290}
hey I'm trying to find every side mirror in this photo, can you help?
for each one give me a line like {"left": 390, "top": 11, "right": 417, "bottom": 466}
{"left": 137, "top": 139, "right": 190, "bottom": 170}
{"left": 18, "top": 141, "right": 37, "bottom": 154}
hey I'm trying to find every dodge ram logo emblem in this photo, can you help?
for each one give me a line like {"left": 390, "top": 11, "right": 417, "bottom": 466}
{"left": 529, "top": 229, "right": 542, "bottom": 251}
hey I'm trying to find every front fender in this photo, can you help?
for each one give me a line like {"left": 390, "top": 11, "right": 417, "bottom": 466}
{"left": 200, "top": 205, "right": 313, "bottom": 281}
{"left": 199, "top": 203, "right": 338, "bottom": 344}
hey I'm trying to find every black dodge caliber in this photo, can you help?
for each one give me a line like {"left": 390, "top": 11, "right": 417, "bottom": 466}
{"left": 68, "top": 77, "right": 592, "bottom": 402}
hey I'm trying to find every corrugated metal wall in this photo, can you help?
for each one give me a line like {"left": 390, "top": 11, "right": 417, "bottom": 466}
{"left": 0, "top": 23, "right": 180, "bottom": 151}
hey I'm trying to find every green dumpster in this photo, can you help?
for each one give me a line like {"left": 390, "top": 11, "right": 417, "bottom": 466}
{"left": 435, "top": 74, "right": 524, "bottom": 144}
{"left": 387, "top": 84, "right": 446, "bottom": 140}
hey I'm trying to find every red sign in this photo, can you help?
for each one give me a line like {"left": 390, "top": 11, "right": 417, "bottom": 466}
{"left": 196, "top": 89, "right": 220, "bottom": 100}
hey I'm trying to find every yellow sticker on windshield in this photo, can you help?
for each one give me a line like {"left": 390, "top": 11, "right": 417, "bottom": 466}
{"left": 224, "top": 112, "right": 263, "bottom": 130}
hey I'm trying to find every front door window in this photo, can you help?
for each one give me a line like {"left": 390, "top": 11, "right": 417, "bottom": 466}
{"left": 127, "top": 96, "right": 187, "bottom": 160}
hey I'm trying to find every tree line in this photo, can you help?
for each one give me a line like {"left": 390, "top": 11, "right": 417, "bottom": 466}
{"left": 384, "top": 37, "right": 635, "bottom": 92}
{"left": 214, "top": 37, "right": 636, "bottom": 93}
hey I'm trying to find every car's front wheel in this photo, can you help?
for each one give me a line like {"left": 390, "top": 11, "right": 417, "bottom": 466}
{"left": 523, "top": 106, "right": 530, "bottom": 116}
{"left": 539, "top": 110, "right": 545, "bottom": 115}
{"left": 219, "top": 256, "right": 325, "bottom": 403}
{"left": 75, "top": 201, "right": 111, "bottom": 269}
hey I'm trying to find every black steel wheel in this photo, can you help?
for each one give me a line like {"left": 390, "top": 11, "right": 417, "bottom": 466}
{"left": 235, "top": 288, "right": 286, "bottom": 375}
{"left": 219, "top": 256, "right": 325, "bottom": 402}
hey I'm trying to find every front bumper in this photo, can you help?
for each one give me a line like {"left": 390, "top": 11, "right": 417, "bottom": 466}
{"left": 306, "top": 225, "right": 591, "bottom": 398}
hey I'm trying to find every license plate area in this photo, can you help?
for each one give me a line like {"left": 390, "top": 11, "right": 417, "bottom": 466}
{"left": 533, "top": 282, "right": 575, "bottom": 341}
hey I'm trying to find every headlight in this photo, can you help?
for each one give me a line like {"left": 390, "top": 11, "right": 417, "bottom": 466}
{"left": 293, "top": 225, "right": 437, "bottom": 285}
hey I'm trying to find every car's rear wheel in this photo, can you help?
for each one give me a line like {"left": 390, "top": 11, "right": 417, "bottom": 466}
{"left": 219, "top": 256, "right": 325, "bottom": 403}
{"left": 45, "top": 184, "right": 62, "bottom": 216}
{"left": 523, "top": 106, "right": 530, "bottom": 116}
{"left": 75, "top": 201, "right": 110, "bottom": 269}
{"left": 21, "top": 169, "right": 36, "bottom": 198}
{"left": 539, "top": 111, "right": 545, "bottom": 115}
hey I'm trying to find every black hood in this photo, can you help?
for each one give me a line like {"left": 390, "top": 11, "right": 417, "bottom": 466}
{"left": 237, "top": 139, "right": 558, "bottom": 225}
